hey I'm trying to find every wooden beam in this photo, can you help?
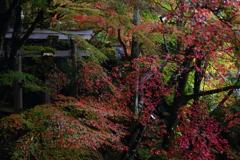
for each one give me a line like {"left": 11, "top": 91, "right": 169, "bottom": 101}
{"left": 5, "top": 28, "right": 93, "bottom": 40}
{"left": 0, "top": 50, "right": 89, "bottom": 57}
{"left": 7, "top": 28, "right": 93, "bottom": 34}
{"left": 52, "top": 50, "right": 88, "bottom": 57}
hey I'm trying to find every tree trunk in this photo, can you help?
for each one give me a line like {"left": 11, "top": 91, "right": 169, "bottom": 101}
{"left": 161, "top": 47, "right": 194, "bottom": 149}
{"left": 161, "top": 95, "right": 189, "bottom": 150}
{"left": 130, "top": 9, "right": 140, "bottom": 60}
{"left": 127, "top": 123, "right": 146, "bottom": 160}
{"left": 0, "top": 0, "right": 21, "bottom": 52}
{"left": 130, "top": 9, "right": 141, "bottom": 114}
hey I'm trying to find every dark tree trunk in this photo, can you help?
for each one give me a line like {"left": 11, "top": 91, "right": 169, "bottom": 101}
{"left": 0, "top": 0, "right": 22, "bottom": 51}
{"left": 161, "top": 46, "right": 194, "bottom": 150}
{"left": 130, "top": 9, "right": 140, "bottom": 60}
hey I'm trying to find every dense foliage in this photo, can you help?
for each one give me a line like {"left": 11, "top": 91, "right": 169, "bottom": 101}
{"left": 0, "top": 0, "right": 240, "bottom": 159}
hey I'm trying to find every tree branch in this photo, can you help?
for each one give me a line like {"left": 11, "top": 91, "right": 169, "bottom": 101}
{"left": 175, "top": 46, "right": 194, "bottom": 95}
{"left": 167, "top": 46, "right": 194, "bottom": 88}
{"left": 127, "top": 124, "right": 146, "bottom": 160}
{"left": 210, "top": 76, "right": 240, "bottom": 116}
{"left": 117, "top": 29, "right": 128, "bottom": 59}
{"left": 193, "top": 58, "right": 207, "bottom": 103}
{"left": 7, "top": 9, "right": 44, "bottom": 70}
{"left": 90, "top": 28, "right": 104, "bottom": 40}
{"left": 193, "top": 59, "right": 202, "bottom": 96}
{"left": 17, "top": 10, "right": 44, "bottom": 48}
{"left": 187, "top": 84, "right": 240, "bottom": 100}
{"left": 209, "top": 89, "right": 233, "bottom": 117}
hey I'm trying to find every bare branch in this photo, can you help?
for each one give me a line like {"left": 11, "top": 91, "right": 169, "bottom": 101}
{"left": 187, "top": 84, "right": 240, "bottom": 100}
{"left": 209, "top": 89, "right": 234, "bottom": 117}
{"left": 90, "top": 28, "right": 104, "bottom": 40}
{"left": 210, "top": 76, "right": 240, "bottom": 116}
{"left": 18, "top": 10, "right": 44, "bottom": 48}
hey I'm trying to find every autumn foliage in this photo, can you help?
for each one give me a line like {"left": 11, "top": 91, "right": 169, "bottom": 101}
{"left": 0, "top": 0, "right": 240, "bottom": 159}
{"left": 0, "top": 94, "right": 130, "bottom": 159}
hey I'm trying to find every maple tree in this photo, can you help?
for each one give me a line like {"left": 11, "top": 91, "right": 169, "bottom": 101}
{"left": 86, "top": 0, "right": 240, "bottom": 159}
{"left": 0, "top": 0, "right": 240, "bottom": 159}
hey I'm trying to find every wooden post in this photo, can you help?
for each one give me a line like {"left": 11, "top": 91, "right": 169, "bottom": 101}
{"left": 70, "top": 38, "right": 78, "bottom": 97}
{"left": 44, "top": 77, "right": 51, "bottom": 103}
{"left": 14, "top": 54, "right": 23, "bottom": 113}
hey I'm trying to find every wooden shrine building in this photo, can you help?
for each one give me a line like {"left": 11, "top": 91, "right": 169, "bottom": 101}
{"left": 1, "top": 28, "right": 93, "bottom": 113}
